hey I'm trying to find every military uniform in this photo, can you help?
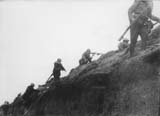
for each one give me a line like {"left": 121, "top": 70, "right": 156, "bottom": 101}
{"left": 128, "top": 0, "right": 160, "bottom": 56}
{"left": 1, "top": 102, "right": 9, "bottom": 116}
{"left": 79, "top": 49, "right": 92, "bottom": 65}
{"left": 52, "top": 59, "right": 65, "bottom": 82}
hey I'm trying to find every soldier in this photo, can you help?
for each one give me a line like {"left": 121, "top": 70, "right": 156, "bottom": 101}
{"left": 79, "top": 49, "right": 102, "bottom": 65}
{"left": 128, "top": 0, "right": 160, "bottom": 57}
{"left": 79, "top": 49, "right": 98, "bottom": 65}
{"left": 23, "top": 83, "right": 35, "bottom": 100}
{"left": 0, "top": 101, "right": 9, "bottom": 116}
{"left": 49, "top": 58, "right": 66, "bottom": 82}
{"left": 12, "top": 93, "right": 24, "bottom": 116}
{"left": 22, "top": 83, "right": 39, "bottom": 109}
{"left": 79, "top": 49, "right": 92, "bottom": 65}
{"left": 118, "top": 39, "right": 129, "bottom": 51}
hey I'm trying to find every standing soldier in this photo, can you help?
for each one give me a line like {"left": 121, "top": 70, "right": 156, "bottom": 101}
{"left": 128, "top": 0, "right": 160, "bottom": 57}
{"left": 49, "top": 58, "right": 66, "bottom": 83}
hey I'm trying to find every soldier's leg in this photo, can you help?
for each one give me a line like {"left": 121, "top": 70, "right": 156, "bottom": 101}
{"left": 53, "top": 72, "right": 61, "bottom": 86}
{"left": 140, "top": 26, "right": 149, "bottom": 50}
{"left": 83, "top": 57, "right": 89, "bottom": 64}
{"left": 129, "top": 23, "right": 140, "bottom": 57}
{"left": 53, "top": 74, "right": 59, "bottom": 81}
{"left": 88, "top": 57, "right": 92, "bottom": 63}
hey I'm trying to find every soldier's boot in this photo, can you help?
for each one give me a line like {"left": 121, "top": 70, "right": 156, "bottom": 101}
{"left": 141, "top": 40, "right": 147, "bottom": 50}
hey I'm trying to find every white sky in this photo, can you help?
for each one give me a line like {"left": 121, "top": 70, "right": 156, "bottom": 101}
{"left": 0, "top": 0, "right": 160, "bottom": 105}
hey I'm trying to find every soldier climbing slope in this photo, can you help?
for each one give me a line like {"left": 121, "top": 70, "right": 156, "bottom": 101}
{"left": 48, "top": 58, "right": 66, "bottom": 83}
{"left": 22, "top": 83, "right": 39, "bottom": 109}
{"left": 128, "top": 0, "right": 160, "bottom": 57}
{"left": 0, "top": 101, "right": 9, "bottom": 116}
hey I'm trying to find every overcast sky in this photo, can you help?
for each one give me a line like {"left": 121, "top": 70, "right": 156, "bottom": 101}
{"left": 0, "top": 0, "right": 160, "bottom": 105}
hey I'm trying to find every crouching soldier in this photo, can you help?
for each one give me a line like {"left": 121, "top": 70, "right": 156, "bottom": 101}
{"left": 79, "top": 49, "right": 92, "bottom": 65}
{"left": 118, "top": 39, "right": 129, "bottom": 51}
{"left": 79, "top": 49, "right": 102, "bottom": 65}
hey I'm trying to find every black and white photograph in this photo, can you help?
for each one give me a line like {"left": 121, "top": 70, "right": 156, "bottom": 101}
{"left": 0, "top": 0, "right": 160, "bottom": 116}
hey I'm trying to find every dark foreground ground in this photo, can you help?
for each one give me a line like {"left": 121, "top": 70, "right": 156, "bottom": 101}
{"left": 1, "top": 26, "right": 160, "bottom": 116}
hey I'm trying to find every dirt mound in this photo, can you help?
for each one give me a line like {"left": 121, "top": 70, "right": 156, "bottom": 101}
{"left": 1, "top": 25, "right": 160, "bottom": 116}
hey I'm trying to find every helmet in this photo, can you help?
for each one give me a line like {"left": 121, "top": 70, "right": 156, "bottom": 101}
{"left": 30, "top": 83, "right": 35, "bottom": 87}
{"left": 86, "top": 49, "right": 91, "bottom": 53}
{"left": 4, "top": 101, "right": 9, "bottom": 105}
{"left": 57, "top": 58, "right": 62, "bottom": 63}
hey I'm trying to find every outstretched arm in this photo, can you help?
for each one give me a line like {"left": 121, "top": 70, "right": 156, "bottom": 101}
{"left": 148, "top": 14, "right": 160, "bottom": 23}
{"left": 60, "top": 64, "right": 66, "bottom": 71}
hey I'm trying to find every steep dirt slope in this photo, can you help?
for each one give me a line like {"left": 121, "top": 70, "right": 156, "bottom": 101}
{"left": 23, "top": 25, "right": 160, "bottom": 116}
{"left": 1, "top": 26, "right": 160, "bottom": 116}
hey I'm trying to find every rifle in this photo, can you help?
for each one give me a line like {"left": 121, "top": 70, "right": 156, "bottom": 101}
{"left": 118, "top": 16, "right": 159, "bottom": 41}
{"left": 118, "top": 4, "right": 159, "bottom": 41}
{"left": 46, "top": 74, "right": 53, "bottom": 83}
{"left": 91, "top": 52, "right": 103, "bottom": 56}
{"left": 118, "top": 25, "right": 131, "bottom": 41}
{"left": 118, "top": 14, "right": 146, "bottom": 41}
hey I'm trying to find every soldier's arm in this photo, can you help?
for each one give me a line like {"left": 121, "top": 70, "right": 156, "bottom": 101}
{"left": 145, "top": 6, "right": 160, "bottom": 23}
{"left": 60, "top": 64, "right": 66, "bottom": 71}
{"left": 148, "top": 14, "right": 160, "bottom": 23}
{"left": 91, "top": 52, "right": 102, "bottom": 55}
